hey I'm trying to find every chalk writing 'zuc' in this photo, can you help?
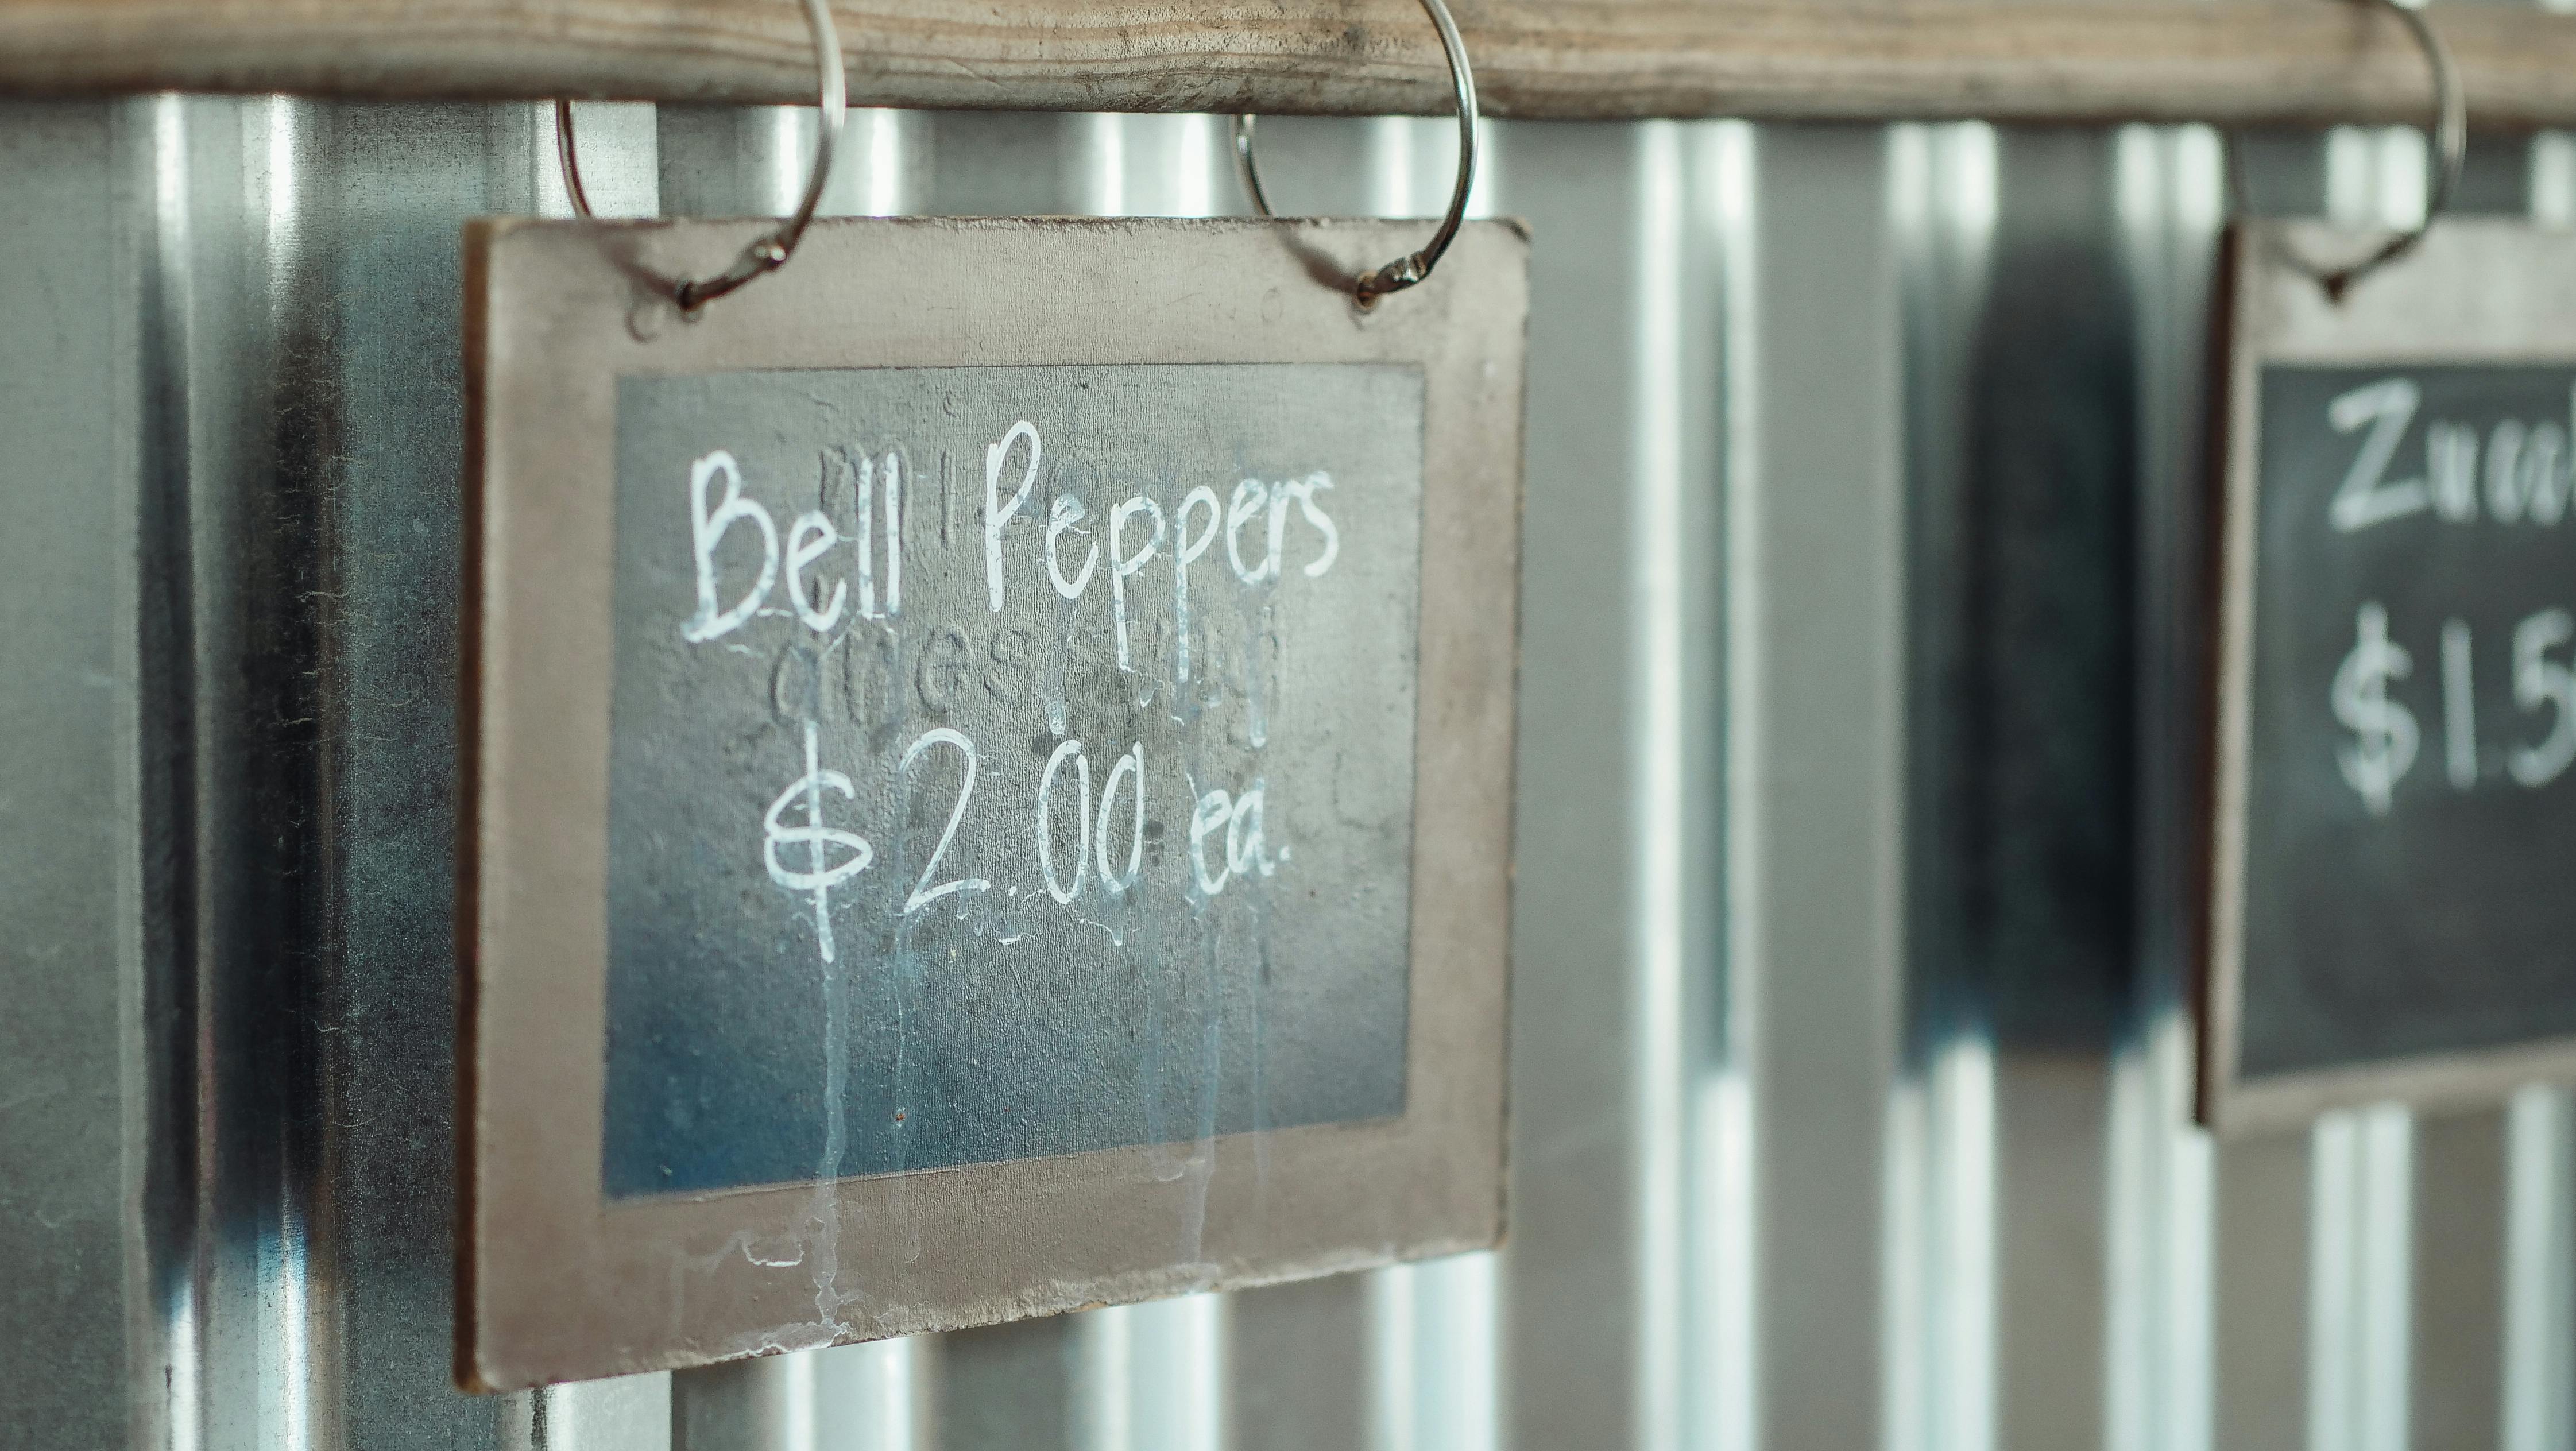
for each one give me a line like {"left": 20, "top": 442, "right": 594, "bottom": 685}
{"left": 2326, "top": 378, "right": 2576, "bottom": 533}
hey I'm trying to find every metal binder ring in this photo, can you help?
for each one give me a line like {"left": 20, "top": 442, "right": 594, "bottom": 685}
{"left": 555, "top": 0, "right": 847, "bottom": 311}
{"left": 2227, "top": 0, "right": 2465, "bottom": 300}
{"left": 1233, "top": 0, "right": 1480, "bottom": 305}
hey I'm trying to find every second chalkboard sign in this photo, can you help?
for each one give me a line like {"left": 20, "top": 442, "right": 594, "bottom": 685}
{"left": 2205, "top": 219, "right": 2576, "bottom": 1132}
{"left": 460, "top": 218, "right": 1526, "bottom": 1388}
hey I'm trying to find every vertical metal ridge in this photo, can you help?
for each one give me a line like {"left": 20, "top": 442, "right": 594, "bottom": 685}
{"left": 2409, "top": 1111, "right": 2504, "bottom": 1451}
{"left": 187, "top": 91, "right": 333, "bottom": 1451}
{"left": 2213, "top": 1132, "right": 2311, "bottom": 1448}
{"left": 2304, "top": 1108, "right": 2414, "bottom": 1451}
{"left": 1885, "top": 119, "right": 2003, "bottom": 1451}
{"left": 1743, "top": 121, "right": 1905, "bottom": 1451}
{"left": 1627, "top": 114, "right": 1758, "bottom": 1451}
{"left": 1718, "top": 198, "right": 1773, "bottom": 1437}
{"left": 0, "top": 92, "right": 191, "bottom": 1451}
{"left": 1367, "top": 1252, "right": 1501, "bottom": 1451}
{"left": 127, "top": 87, "right": 211, "bottom": 1451}
{"left": 2501, "top": 1086, "right": 2576, "bottom": 1451}
{"left": 2105, "top": 119, "right": 2219, "bottom": 1451}
{"left": 1499, "top": 117, "right": 1658, "bottom": 1451}
{"left": 1631, "top": 116, "right": 1692, "bottom": 1451}
{"left": 1695, "top": 115, "right": 1759, "bottom": 1451}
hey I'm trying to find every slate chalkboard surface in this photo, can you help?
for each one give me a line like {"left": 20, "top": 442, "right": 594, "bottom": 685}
{"left": 602, "top": 365, "right": 1422, "bottom": 1195}
{"left": 2208, "top": 220, "right": 2576, "bottom": 1129}
{"left": 2240, "top": 364, "right": 2576, "bottom": 1078}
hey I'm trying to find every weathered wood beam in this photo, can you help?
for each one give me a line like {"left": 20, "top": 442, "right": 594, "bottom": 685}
{"left": 0, "top": 0, "right": 2569, "bottom": 128}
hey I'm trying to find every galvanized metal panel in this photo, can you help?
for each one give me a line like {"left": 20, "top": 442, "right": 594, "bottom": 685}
{"left": 1501, "top": 117, "right": 1665, "bottom": 1451}
{"left": 0, "top": 95, "right": 150, "bottom": 1451}
{"left": 4, "top": 87, "right": 2575, "bottom": 1451}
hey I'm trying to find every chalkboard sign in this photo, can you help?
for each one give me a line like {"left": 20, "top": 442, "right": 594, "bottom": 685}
{"left": 2205, "top": 220, "right": 2576, "bottom": 1132}
{"left": 460, "top": 218, "right": 1526, "bottom": 1388}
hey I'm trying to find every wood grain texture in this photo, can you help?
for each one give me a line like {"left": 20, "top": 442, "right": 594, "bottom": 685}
{"left": 0, "top": 0, "right": 2571, "bottom": 126}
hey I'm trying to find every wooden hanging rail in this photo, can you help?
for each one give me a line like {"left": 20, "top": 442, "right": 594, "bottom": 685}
{"left": 1, "top": 0, "right": 2572, "bottom": 127}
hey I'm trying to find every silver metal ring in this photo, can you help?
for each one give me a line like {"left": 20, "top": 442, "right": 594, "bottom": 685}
{"left": 556, "top": 0, "right": 847, "bottom": 311}
{"left": 2227, "top": 0, "right": 2465, "bottom": 300}
{"left": 1232, "top": 0, "right": 1480, "bottom": 306}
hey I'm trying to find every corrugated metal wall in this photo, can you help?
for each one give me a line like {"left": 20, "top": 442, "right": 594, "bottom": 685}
{"left": 2, "top": 93, "right": 2573, "bottom": 1451}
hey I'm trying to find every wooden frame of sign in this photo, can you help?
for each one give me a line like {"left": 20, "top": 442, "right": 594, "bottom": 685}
{"left": 2204, "top": 218, "right": 2576, "bottom": 1135}
{"left": 458, "top": 217, "right": 1526, "bottom": 1390}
